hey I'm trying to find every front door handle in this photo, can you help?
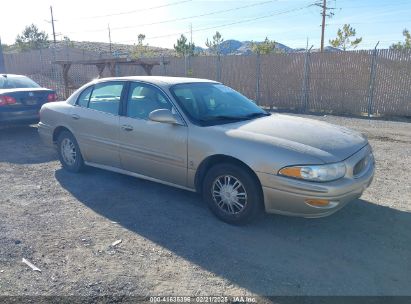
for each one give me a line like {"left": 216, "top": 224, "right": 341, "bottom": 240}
{"left": 121, "top": 125, "right": 133, "bottom": 131}
{"left": 71, "top": 114, "right": 80, "bottom": 120}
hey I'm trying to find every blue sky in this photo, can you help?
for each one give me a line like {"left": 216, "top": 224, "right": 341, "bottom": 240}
{"left": 1, "top": 0, "right": 410, "bottom": 49}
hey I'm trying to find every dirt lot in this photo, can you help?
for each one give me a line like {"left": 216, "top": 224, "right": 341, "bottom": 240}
{"left": 0, "top": 114, "right": 410, "bottom": 298}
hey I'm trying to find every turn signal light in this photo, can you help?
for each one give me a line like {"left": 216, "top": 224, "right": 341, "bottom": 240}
{"left": 279, "top": 167, "right": 302, "bottom": 178}
{"left": 305, "top": 199, "right": 330, "bottom": 207}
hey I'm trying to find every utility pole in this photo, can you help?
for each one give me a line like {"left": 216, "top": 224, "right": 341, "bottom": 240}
{"left": 316, "top": 0, "right": 335, "bottom": 52}
{"left": 190, "top": 23, "right": 193, "bottom": 45}
{"left": 108, "top": 24, "right": 112, "bottom": 54}
{"left": 320, "top": 0, "right": 326, "bottom": 52}
{"left": 50, "top": 6, "right": 57, "bottom": 45}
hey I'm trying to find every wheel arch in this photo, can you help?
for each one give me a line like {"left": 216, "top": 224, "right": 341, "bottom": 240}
{"left": 52, "top": 126, "right": 73, "bottom": 143}
{"left": 194, "top": 154, "right": 263, "bottom": 195}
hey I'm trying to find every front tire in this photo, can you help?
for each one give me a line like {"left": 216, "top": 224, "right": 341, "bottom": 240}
{"left": 57, "top": 131, "right": 84, "bottom": 173}
{"left": 202, "top": 163, "right": 263, "bottom": 225}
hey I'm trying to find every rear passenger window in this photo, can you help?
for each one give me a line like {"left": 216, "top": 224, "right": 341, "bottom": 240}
{"left": 88, "top": 82, "right": 124, "bottom": 115}
{"left": 77, "top": 86, "right": 93, "bottom": 107}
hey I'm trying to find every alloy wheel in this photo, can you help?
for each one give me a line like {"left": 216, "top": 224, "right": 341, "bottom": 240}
{"left": 61, "top": 138, "right": 76, "bottom": 166}
{"left": 212, "top": 175, "right": 248, "bottom": 214}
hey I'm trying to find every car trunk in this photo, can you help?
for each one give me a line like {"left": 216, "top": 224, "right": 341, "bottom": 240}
{"left": 0, "top": 88, "right": 55, "bottom": 110}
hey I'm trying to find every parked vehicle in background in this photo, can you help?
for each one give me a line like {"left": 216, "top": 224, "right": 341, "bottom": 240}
{"left": 0, "top": 74, "right": 58, "bottom": 124}
{"left": 38, "top": 76, "right": 375, "bottom": 225}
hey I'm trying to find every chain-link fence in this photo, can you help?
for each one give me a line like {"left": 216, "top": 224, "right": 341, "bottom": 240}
{"left": 3, "top": 47, "right": 411, "bottom": 117}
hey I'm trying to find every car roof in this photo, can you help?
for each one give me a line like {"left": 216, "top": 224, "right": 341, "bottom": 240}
{"left": 1, "top": 74, "right": 30, "bottom": 78}
{"left": 94, "top": 76, "right": 220, "bottom": 88}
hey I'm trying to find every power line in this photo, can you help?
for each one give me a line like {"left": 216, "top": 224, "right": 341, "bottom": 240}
{"left": 63, "top": 0, "right": 193, "bottom": 21}
{"left": 329, "top": 19, "right": 411, "bottom": 26}
{"left": 116, "top": 5, "right": 313, "bottom": 44}
{"left": 63, "top": 0, "right": 279, "bottom": 35}
{"left": 111, "top": 0, "right": 278, "bottom": 31}
{"left": 332, "top": 0, "right": 411, "bottom": 8}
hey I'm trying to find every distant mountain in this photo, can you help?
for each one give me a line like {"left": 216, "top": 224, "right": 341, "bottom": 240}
{"left": 201, "top": 39, "right": 294, "bottom": 55}
{"left": 2, "top": 38, "right": 343, "bottom": 56}
{"left": 219, "top": 40, "right": 244, "bottom": 55}
{"left": 323, "top": 46, "right": 342, "bottom": 52}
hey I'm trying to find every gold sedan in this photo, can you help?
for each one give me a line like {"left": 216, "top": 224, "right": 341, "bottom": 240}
{"left": 39, "top": 76, "right": 375, "bottom": 224}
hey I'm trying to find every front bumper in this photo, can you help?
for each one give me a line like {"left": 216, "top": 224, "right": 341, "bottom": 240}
{"left": 257, "top": 145, "right": 375, "bottom": 218}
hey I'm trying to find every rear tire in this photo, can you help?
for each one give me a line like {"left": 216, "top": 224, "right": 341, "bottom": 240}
{"left": 202, "top": 163, "right": 263, "bottom": 225}
{"left": 57, "top": 131, "right": 84, "bottom": 173}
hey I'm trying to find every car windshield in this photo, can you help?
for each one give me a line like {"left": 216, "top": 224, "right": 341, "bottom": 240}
{"left": 0, "top": 75, "right": 41, "bottom": 89}
{"left": 170, "top": 83, "right": 269, "bottom": 126}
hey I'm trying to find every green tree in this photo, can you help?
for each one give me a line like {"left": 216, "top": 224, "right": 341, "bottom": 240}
{"left": 63, "top": 36, "right": 74, "bottom": 47}
{"left": 133, "top": 33, "right": 153, "bottom": 58}
{"left": 137, "top": 34, "right": 146, "bottom": 46}
{"left": 329, "top": 24, "right": 362, "bottom": 51}
{"left": 206, "top": 31, "right": 224, "bottom": 55}
{"left": 251, "top": 37, "right": 277, "bottom": 55}
{"left": 15, "top": 24, "right": 49, "bottom": 51}
{"left": 174, "top": 34, "right": 195, "bottom": 57}
{"left": 1, "top": 43, "right": 9, "bottom": 52}
{"left": 0, "top": 42, "right": 17, "bottom": 53}
{"left": 390, "top": 29, "right": 411, "bottom": 50}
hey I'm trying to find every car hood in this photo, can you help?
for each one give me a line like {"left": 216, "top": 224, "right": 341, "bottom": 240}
{"left": 214, "top": 114, "right": 368, "bottom": 163}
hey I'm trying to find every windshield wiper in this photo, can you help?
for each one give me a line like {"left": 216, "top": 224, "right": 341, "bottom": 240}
{"left": 199, "top": 115, "right": 248, "bottom": 121}
{"left": 199, "top": 112, "right": 270, "bottom": 122}
{"left": 242, "top": 112, "right": 271, "bottom": 119}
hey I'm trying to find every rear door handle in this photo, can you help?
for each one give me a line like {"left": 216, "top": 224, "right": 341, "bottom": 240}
{"left": 121, "top": 125, "right": 133, "bottom": 131}
{"left": 71, "top": 114, "right": 80, "bottom": 120}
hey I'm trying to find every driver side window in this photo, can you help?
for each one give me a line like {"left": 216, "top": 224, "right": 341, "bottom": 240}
{"left": 126, "top": 83, "right": 172, "bottom": 120}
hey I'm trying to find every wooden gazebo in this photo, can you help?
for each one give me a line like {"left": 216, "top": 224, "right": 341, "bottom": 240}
{"left": 53, "top": 58, "right": 169, "bottom": 97}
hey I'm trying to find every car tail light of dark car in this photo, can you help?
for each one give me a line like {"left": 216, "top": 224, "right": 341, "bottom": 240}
{"left": 47, "top": 93, "right": 58, "bottom": 102}
{"left": 0, "top": 95, "right": 17, "bottom": 106}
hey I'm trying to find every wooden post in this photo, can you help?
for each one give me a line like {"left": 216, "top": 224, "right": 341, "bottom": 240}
{"left": 141, "top": 64, "right": 154, "bottom": 76}
{"left": 62, "top": 63, "right": 71, "bottom": 99}
{"left": 161, "top": 56, "right": 167, "bottom": 76}
{"left": 108, "top": 62, "right": 116, "bottom": 77}
{"left": 95, "top": 63, "right": 106, "bottom": 78}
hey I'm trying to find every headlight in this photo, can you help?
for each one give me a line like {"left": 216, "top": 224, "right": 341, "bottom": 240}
{"left": 278, "top": 162, "right": 346, "bottom": 182}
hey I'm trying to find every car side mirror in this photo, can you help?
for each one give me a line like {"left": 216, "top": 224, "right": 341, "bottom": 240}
{"left": 148, "top": 109, "right": 183, "bottom": 125}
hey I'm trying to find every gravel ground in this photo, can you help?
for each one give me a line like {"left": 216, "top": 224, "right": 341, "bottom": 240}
{"left": 0, "top": 114, "right": 410, "bottom": 299}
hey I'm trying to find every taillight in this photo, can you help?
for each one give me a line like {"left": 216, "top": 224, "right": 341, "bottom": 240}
{"left": 47, "top": 93, "right": 58, "bottom": 102}
{"left": 0, "top": 95, "right": 17, "bottom": 106}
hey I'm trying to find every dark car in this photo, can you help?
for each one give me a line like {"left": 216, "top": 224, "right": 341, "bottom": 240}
{"left": 0, "top": 74, "right": 58, "bottom": 124}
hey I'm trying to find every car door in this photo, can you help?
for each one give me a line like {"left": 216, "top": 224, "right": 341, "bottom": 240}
{"left": 70, "top": 81, "right": 126, "bottom": 168}
{"left": 118, "top": 82, "right": 188, "bottom": 186}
